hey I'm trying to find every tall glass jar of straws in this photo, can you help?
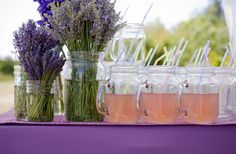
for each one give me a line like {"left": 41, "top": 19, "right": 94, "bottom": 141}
{"left": 110, "top": 23, "right": 146, "bottom": 65}
{"left": 14, "top": 65, "right": 27, "bottom": 120}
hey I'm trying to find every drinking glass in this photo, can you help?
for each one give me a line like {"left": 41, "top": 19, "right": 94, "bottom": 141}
{"left": 215, "top": 67, "right": 234, "bottom": 121}
{"left": 136, "top": 66, "right": 180, "bottom": 124}
{"left": 180, "top": 67, "right": 219, "bottom": 124}
{"left": 229, "top": 68, "right": 236, "bottom": 117}
{"left": 96, "top": 65, "right": 141, "bottom": 124}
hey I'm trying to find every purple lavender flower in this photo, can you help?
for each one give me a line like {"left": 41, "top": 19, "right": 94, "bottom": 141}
{"left": 41, "top": 49, "right": 65, "bottom": 83}
{"left": 33, "top": 0, "right": 65, "bottom": 26}
{"left": 46, "top": 0, "right": 126, "bottom": 52}
{"left": 13, "top": 20, "right": 58, "bottom": 56}
{"left": 94, "top": 0, "right": 125, "bottom": 45}
{"left": 20, "top": 48, "right": 65, "bottom": 82}
{"left": 13, "top": 20, "right": 65, "bottom": 83}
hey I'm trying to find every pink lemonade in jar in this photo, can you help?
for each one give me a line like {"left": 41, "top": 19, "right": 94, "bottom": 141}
{"left": 141, "top": 93, "right": 179, "bottom": 124}
{"left": 181, "top": 93, "right": 219, "bottom": 123}
{"left": 104, "top": 94, "right": 141, "bottom": 124}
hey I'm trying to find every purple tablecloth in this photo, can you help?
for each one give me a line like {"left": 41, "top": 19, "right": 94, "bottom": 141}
{"left": 1, "top": 110, "right": 236, "bottom": 154}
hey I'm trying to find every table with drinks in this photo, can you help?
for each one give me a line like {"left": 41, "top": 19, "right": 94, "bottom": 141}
{"left": 1, "top": 65, "right": 236, "bottom": 154}
{"left": 4, "top": 36, "right": 236, "bottom": 154}
{"left": 3, "top": 1, "right": 236, "bottom": 151}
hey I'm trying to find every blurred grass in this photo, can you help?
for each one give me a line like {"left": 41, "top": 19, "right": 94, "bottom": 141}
{"left": 0, "top": 81, "right": 14, "bottom": 114}
{"left": 0, "top": 104, "right": 12, "bottom": 114}
{"left": 0, "top": 57, "right": 14, "bottom": 115}
{"left": 0, "top": 73, "right": 13, "bottom": 81}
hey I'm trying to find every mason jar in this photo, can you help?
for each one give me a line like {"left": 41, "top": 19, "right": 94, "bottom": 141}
{"left": 64, "top": 51, "right": 104, "bottom": 122}
{"left": 230, "top": 68, "right": 236, "bottom": 117}
{"left": 52, "top": 80, "right": 63, "bottom": 115}
{"left": 109, "top": 23, "right": 146, "bottom": 65}
{"left": 176, "top": 67, "right": 186, "bottom": 83}
{"left": 97, "top": 63, "right": 111, "bottom": 82}
{"left": 180, "top": 67, "right": 219, "bottom": 124}
{"left": 96, "top": 65, "right": 141, "bottom": 124}
{"left": 137, "top": 66, "right": 180, "bottom": 124}
{"left": 26, "top": 80, "right": 55, "bottom": 122}
{"left": 14, "top": 65, "right": 27, "bottom": 120}
{"left": 215, "top": 67, "right": 234, "bottom": 121}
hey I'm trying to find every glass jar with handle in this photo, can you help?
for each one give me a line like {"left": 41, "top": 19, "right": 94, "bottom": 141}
{"left": 136, "top": 66, "right": 180, "bottom": 124}
{"left": 96, "top": 65, "right": 141, "bottom": 124}
{"left": 109, "top": 23, "right": 146, "bottom": 65}
{"left": 215, "top": 67, "right": 234, "bottom": 121}
{"left": 229, "top": 68, "right": 236, "bottom": 118}
{"left": 180, "top": 67, "right": 219, "bottom": 124}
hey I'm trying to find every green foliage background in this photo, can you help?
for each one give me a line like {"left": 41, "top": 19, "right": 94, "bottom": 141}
{"left": 0, "top": 58, "right": 16, "bottom": 75}
{"left": 145, "top": 0, "right": 229, "bottom": 66}
{"left": 0, "top": 57, "right": 16, "bottom": 81}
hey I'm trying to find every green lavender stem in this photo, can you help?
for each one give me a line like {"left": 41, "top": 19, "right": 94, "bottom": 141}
{"left": 27, "top": 84, "right": 54, "bottom": 122}
{"left": 14, "top": 85, "right": 27, "bottom": 120}
{"left": 65, "top": 64, "right": 103, "bottom": 122}
{"left": 57, "top": 75, "right": 65, "bottom": 113}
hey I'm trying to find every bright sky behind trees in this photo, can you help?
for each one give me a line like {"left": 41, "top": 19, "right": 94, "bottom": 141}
{"left": 0, "top": 0, "right": 209, "bottom": 58}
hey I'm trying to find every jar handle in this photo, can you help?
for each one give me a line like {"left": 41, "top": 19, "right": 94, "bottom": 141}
{"left": 136, "top": 81, "right": 148, "bottom": 111}
{"left": 178, "top": 80, "right": 188, "bottom": 117}
{"left": 110, "top": 38, "right": 125, "bottom": 62}
{"left": 110, "top": 39, "right": 120, "bottom": 61}
{"left": 110, "top": 47, "right": 118, "bottom": 61}
{"left": 96, "top": 81, "right": 110, "bottom": 116}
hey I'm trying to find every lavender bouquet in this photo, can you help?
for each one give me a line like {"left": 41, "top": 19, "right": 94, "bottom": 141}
{"left": 33, "top": 0, "right": 66, "bottom": 115}
{"left": 13, "top": 20, "right": 65, "bottom": 122}
{"left": 43, "top": 0, "right": 125, "bottom": 121}
{"left": 46, "top": 0, "right": 125, "bottom": 51}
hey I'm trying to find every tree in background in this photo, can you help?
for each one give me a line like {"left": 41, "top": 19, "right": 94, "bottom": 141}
{"left": 145, "top": 20, "right": 172, "bottom": 64}
{"left": 145, "top": 0, "right": 229, "bottom": 66}
{"left": 0, "top": 57, "right": 16, "bottom": 75}
{"left": 0, "top": 57, "right": 17, "bottom": 81}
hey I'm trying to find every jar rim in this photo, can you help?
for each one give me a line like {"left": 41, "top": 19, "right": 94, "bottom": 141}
{"left": 69, "top": 51, "right": 103, "bottom": 56}
{"left": 123, "top": 23, "right": 144, "bottom": 29}
{"left": 69, "top": 51, "right": 103, "bottom": 53}
{"left": 147, "top": 66, "right": 176, "bottom": 74}
{"left": 26, "top": 80, "right": 55, "bottom": 86}
{"left": 214, "top": 67, "right": 233, "bottom": 74}
{"left": 14, "top": 65, "right": 24, "bottom": 73}
{"left": 176, "top": 67, "right": 186, "bottom": 74}
{"left": 68, "top": 51, "right": 104, "bottom": 61}
{"left": 186, "top": 66, "right": 215, "bottom": 74}
{"left": 26, "top": 80, "right": 55, "bottom": 94}
{"left": 111, "top": 65, "right": 138, "bottom": 73}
